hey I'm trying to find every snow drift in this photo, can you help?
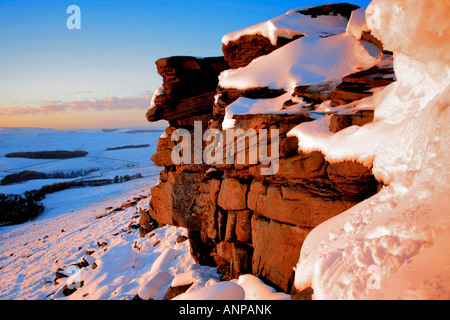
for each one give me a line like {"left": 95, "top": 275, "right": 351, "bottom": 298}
{"left": 293, "top": 0, "right": 450, "bottom": 299}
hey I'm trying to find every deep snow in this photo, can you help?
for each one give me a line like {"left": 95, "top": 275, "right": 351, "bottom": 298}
{"left": 292, "top": 0, "right": 450, "bottom": 299}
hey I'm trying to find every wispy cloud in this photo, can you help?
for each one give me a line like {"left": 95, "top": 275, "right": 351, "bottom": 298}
{"left": 0, "top": 95, "right": 152, "bottom": 116}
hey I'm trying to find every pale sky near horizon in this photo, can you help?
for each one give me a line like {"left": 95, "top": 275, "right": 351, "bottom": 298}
{"left": 0, "top": 0, "right": 371, "bottom": 129}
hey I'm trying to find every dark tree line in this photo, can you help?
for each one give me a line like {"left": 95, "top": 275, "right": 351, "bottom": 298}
{"left": 106, "top": 144, "right": 150, "bottom": 151}
{"left": 1, "top": 169, "right": 99, "bottom": 185}
{"left": 1, "top": 171, "right": 47, "bottom": 185}
{"left": 0, "top": 192, "right": 44, "bottom": 226}
{"left": 5, "top": 150, "right": 88, "bottom": 159}
{"left": 0, "top": 173, "right": 144, "bottom": 226}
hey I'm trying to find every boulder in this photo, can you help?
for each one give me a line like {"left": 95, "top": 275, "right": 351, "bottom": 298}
{"left": 217, "top": 178, "right": 249, "bottom": 210}
{"left": 188, "top": 230, "right": 216, "bottom": 266}
{"left": 155, "top": 56, "right": 228, "bottom": 101}
{"left": 209, "top": 179, "right": 221, "bottom": 205}
{"left": 147, "top": 56, "right": 229, "bottom": 123}
{"left": 296, "top": 3, "right": 360, "bottom": 19}
{"left": 200, "top": 204, "right": 219, "bottom": 244}
{"left": 216, "top": 240, "right": 233, "bottom": 263}
{"left": 277, "top": 151, "right": 327, "bottom": 181}
{"left": 291, "top": 286, "right": 314, "bottom": 300}
{"left": 222, "top": 3, "right": 360, "bottom": 69}
{"left": 222, "top": 34, "right": 303, "bottom": 69}
{"left": 326, "top": 161, "right": 381, "bottom": 199}
{"left": 231, "top": 243, "right": 253, "bottom": 276}
{"left": 291, "top": 81, "right": 339, "bottom": 106}
{"left": 214, "top": 87, "right": 286, "bottom": 118}
{"left": 329, "top": 110, "right": 374, "bottom": 133}
{"left": 151, "top": 129, "right": 176, "bottom": 167}
{"left": 224, "top": 211, "right": 237, "bottom": 242}
{"left": 216, "top": 113, "right": 311, "bottom": 170}
{"left": 148, "top": 180, "right": 175, "bottom": 226}
{"left": 62, "top": 281, "right": 84, "bottom": 297}
{"left": 147, "top": 91, "right": 218, "bottom": 124}
{"left": 148, "top": 170, "right": 206, "bottom": 230}
{"left": 176, "top": 235, "right": 188, "bottom": 243}
{"left": 138, "top": 207, "right": 158, "bottom": 237}
{"left": 235, "top": 210, "right": 253, "bottom": 243}
{"left": 164, "top": 283, "right": 194, "bottom": 300}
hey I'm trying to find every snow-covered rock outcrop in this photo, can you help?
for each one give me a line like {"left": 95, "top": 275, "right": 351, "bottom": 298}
{"left": 146, "top": 3, "right": 397, "bottom": 295}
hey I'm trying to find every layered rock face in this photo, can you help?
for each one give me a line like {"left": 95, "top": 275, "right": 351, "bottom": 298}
{"left": 145, "top": 4, "right": 395, "bottom": 294}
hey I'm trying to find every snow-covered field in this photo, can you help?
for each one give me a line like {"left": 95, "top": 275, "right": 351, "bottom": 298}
{"left": 0, "top": 127, "right": 164, "bottom": 194}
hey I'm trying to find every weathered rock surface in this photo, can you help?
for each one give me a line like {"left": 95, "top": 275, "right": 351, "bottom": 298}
{"left": 329, "top": 110, "right": 374, "bottom": 133}
{"left": 164, "top": 283, "right": 193, "bottom": 300}
{"left": 217, "top": 178, "right": 249, "bottom": 210}
{"left": 148, "top": 170, "right": 208, "bottom": 231}
{"left": 214, "top": 87, "right": 286, "bottom": 119}
{"left": 248, "top": 183, "right": 358, "bottom": 227}
{"left": 251, "top": 214, "right": 310, "bottom": 292}
{"left": 155, "top": 56, "right": 228, "bottom": 101}
{"left": 147, "top": 56, "right": 229, "bottom": 123}
{"left": 330, "top": 65, "right": 395, "bottom": 106}
{"left": 223, "top": 34, "right": 303, "bottom": 69}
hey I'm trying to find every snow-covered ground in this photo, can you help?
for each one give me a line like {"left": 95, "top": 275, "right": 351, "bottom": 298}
{"left": 0, "top": 127, "right": 168, "bottom": 299}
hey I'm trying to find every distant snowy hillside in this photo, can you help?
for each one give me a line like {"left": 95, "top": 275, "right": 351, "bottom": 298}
{"left": 0, "top": 127, "right": 163, "bottom": 195}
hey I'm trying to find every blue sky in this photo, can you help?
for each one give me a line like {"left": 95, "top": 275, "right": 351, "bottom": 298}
{"left": 0, "top": 0, "right": 371, "bottom": 129}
